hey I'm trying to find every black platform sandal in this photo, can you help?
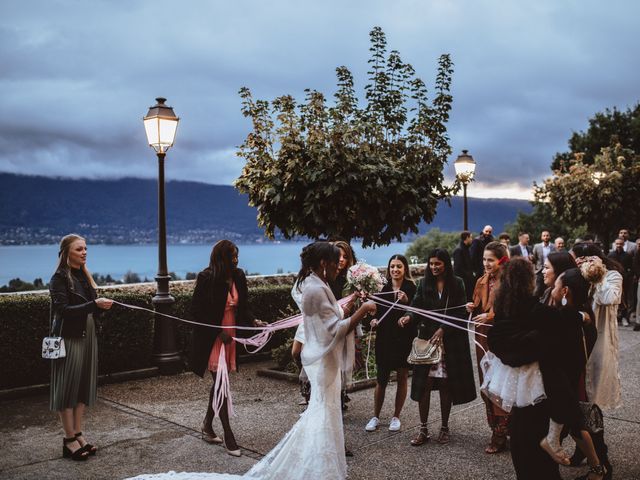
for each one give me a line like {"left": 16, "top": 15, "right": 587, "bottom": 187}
{"left": 575, "top": 463, "right": 607, "bottom": 480}
{"left": 63, "top": 437, "right": 89, "bottom": 461}
{"left": 75, "top": 432, "right": 97, "bottom": 455}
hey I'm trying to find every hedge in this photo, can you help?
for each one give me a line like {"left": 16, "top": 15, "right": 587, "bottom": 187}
{"left": 0, "top": 283, "right": 297, "bottom": 389}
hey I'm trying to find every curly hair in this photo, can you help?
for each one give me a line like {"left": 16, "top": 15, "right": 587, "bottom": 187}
{"left": 295, "top": 241, "right": 341, "bottom": 291}
{"left": 494, "top": 257, "right": 535, "bottom": 319}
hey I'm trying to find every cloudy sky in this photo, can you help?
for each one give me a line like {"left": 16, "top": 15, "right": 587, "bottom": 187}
{"left": 2, "top": 0, "right": 638, "bottom": 199}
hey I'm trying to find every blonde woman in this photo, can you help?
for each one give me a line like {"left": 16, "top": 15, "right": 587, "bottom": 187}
{"left": 49, "top": 234, "right": 113, "bottom": 460}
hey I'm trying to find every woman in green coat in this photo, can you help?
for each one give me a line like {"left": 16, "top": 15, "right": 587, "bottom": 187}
{"left": 400, "top": 248, "right": 477, "bottom": 446}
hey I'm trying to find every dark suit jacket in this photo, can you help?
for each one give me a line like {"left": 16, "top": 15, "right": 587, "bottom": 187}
{"left": 510, "top": 244, "right": 533, "bottom": 258}
{"left": 190, "top": 268, "right": 255, "bottom": 377}
{"left": 453, "top": 242, "right": 475, "bottom": 301}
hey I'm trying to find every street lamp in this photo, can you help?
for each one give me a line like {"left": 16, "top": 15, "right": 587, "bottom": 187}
{"left": 454, "top": 149, "right": 476, "bottom": 231}
{"left": 143, "top": 97, "right": 181, "bottom": 375}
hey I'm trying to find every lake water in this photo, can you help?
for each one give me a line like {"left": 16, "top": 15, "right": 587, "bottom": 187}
{"left": 0, "top": 242, "right": 413, "bottom": 286}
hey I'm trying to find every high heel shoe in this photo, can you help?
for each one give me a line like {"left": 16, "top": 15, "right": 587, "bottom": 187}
{"left": 223, "top": 434, "right": 241, "bottom": 457}
{"left": 75, "top": 432, "right": 97, "bottom": 455}
{"left": 410, "top": 422, "right": 430, "bottom": 446}
{"left": 201, "top": 424, "right": 223, "bottom": 444}
{"left": 63, "top": 437, "right": 89, "bottom": 461}
{"left": 436, "top": 426, "right": 450, "bottom": 445}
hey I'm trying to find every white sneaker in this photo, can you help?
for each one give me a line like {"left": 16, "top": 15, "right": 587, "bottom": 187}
{"left": 622, "top": 318, "right": 630, "bottom": 327}
{"left": 365, "top": 417, "right": 379, "bottom": 431}
{"left": 389, "top": 417, "right": 401, "bottom": 431}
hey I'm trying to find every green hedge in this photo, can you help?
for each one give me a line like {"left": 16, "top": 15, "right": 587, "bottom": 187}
{"left": 0, "top": 283, "right": 296, "bottom": 389}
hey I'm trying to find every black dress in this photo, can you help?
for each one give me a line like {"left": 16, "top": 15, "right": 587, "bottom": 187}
{"left": 373, "top": 279, "right": 417, "bottom": 374}
{"left": 409, "top": 276, "right": 477, "bottom": 405}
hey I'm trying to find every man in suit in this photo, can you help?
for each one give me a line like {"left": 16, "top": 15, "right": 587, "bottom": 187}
{"left": 609, "top": 237, "right": 634, "bottom": 325}
{"left": 470, "top": 225, "right": 494, "bottom": 278}
{"left": 612, "top": 228, "right": 637, "bottom": 255}
{"left": 532, "top": 230, "right": 556, "bottom": 297}
{"left": 509, "top": 232, "right": 533, "bottom": 260}
{"left": 453, "top": 231, "right": 475, "bottom": 301}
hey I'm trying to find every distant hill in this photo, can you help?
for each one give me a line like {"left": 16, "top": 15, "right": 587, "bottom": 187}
{"left": 0, "top": 173, "right": 532, "bottom": 244}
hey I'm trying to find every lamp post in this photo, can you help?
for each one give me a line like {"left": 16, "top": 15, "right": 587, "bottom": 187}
{"left": 454, "top": 149, "right": 476, "bottom": 231}
{"left": 143, "top": 97, "right": 181, "bottom": 375}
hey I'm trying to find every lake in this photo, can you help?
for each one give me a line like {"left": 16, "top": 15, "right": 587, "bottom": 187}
{"left": 0, "top": 242, "right": 414, "bottom": 286}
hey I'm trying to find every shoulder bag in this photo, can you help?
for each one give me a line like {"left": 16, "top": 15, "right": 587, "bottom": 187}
{"left": 407, "top": 293, "right": 447, "bottom": 365}
{"left": 42, "top": 305, "right": 66, "bottom": 360}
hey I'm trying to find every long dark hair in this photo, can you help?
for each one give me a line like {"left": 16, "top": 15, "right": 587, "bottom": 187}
{"left": 494, "top": 257, "right": 535, "bottom": 319}
{"left": 571, "top": 242, "right": 624, "bottom": 274}
{"left": 295, "top": 241, "right": 341, "bottom": 291}
{"left": 333, "top": 240, "right": 356, "bottom": 275}
{"left": 422, "top": 249, "right": 458, "bottom": 299}
{"left": 547, "top": 251, "right": 577, "bottom": 278}
{"left": 386, "top": 254, "right": 413, "bottom": 283}
{"left": 208, "top": 240, "right": 238, "bottom": 283}
{"left": 559, "top": 268, "right": 591, "bottom": 310}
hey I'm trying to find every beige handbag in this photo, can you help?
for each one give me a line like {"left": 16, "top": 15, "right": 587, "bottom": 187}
{"left": 407, "top": 293, "right": 446, "bottom": 365}
{"left": 407, "top": 337, "right": 442, "bottom": 365}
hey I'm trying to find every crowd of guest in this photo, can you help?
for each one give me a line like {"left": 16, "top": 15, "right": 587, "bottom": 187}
{"left": 46, "top": 226, "right": 637, "bottom": 480}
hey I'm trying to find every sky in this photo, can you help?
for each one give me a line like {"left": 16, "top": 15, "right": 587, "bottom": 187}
{"left": 1, "top": 0, "right": 639, "bottom": 200}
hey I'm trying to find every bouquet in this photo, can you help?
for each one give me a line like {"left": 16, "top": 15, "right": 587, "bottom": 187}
{"left": 344, "top": 261, "right": 387, "bottom": 298}
{"left": 579, "top": 256, "right": 606, "bottom": 284}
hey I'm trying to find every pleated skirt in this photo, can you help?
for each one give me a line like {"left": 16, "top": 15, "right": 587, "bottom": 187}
{"left": 49, "top": 314, "right": 98, "bottom": 411}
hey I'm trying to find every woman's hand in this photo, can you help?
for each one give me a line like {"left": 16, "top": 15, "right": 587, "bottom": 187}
{"left": 473, "top": 313, "right": 489, "bottom": 324}
{"left": 397, "top": 315, "right": 411, "bottom": 328}
{"left": 253, "top": 319, "right": 268, "bottom": 327}
{"left": 579, "top": 311, "right": 592, "bottom": 325}
{"left": 95, "top": 298, "right": 113, "bottom": 310}
{"left": 361, "top": 300, "right": 377, "bottom": 316}
{"left": 430, "top": 328, "right": 444, "bottom": 345}
{"left": 395, "top": 290, "right": 408, "bottom": 304}
{"left": 465, "top": 302, "right": 475, "bottom": 314}
{"left": 219, "top": 331, "right": 233, "bottom": 344}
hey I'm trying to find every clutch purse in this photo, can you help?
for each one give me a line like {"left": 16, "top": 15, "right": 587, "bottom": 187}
{"left": 42, "top": 336, "right": 66, "bottom": 359}
{"left": 407, "top": 337, "right": 442, "bottom": 365}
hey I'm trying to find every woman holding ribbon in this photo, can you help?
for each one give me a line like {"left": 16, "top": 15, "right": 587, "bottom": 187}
{"left": 465, "top": 240, "right": 510, "bottom": 453}
{"left": 406, "top": 249, "right": 476, "bottom": 446}
{"left": 364, "top": 254, "right": 416, "bottom": 432}
{"left": 49, "top": 234, "right": 113, "bottom": 461}
{"left": 131, "top": 241, "right": 376, "bottom": 479}
{"left": 190, "top": 240, "right": 264, "bottom": 457}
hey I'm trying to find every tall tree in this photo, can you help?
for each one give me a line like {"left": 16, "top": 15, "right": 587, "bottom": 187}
{"left": 552, "top": 103, "right": 640, "bottom": 171}
{"left": 536, "top": 144, "right": 640, "bottom": 245}
{"left": 235, "top": 27, "right": 456, "bottom": 247}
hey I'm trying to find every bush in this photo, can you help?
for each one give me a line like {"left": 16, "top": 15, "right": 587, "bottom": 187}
{"left": 0, "top": 282, "right": 297, "bottom": 389}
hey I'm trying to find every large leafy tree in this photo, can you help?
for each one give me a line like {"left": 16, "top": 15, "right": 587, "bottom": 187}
{"left": 536, "top": 144, "right": 640, "bottom": 245}
{"left": 235, "top": 27, "right": 455, "bottom": 247}
{"left": 552, "top": 103, "right": 640, "bottom": 171}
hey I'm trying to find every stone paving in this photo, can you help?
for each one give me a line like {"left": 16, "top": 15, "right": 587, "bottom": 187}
{"left": 1, "top": 327, "right": 639, "bottom": 480}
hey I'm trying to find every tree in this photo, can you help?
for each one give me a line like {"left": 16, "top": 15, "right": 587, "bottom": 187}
{"left": 536, "top": 144, "right": 640, "bottom": 246}
{"left": 552, "top": 103, "right": 640, "bottom": 171}
{"left": 405, "top": 228, "right": 459, "bottom": 262}
{"left": 235, "top": 27, "right": 456, "bottom": 247}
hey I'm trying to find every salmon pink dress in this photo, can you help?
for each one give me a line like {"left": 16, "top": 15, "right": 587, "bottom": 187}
{"left": 208, "top": 283, "right": 238, "bottom": 373}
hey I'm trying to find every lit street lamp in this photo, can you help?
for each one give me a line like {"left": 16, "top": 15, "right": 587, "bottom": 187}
{"left": 143, "top": 97, "right": 181, "bottom": 375}
{"left": 454, "top": 149, "right": 476, "bottom": 231}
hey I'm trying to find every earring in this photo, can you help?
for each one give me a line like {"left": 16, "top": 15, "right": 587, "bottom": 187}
{"left": 323, "top": 268, "right": 327, "bottom": 279}
{"left": 561, "top": 295, "right": 568, "bottom": 306}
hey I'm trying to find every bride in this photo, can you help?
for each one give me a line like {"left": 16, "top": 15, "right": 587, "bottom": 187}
{"left": 129, "top": 241, "right": 376, "bottom": 480}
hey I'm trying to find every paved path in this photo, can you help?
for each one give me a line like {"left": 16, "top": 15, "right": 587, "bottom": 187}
{"left": 2, "top": 328, "right": 639, "bottom": 479}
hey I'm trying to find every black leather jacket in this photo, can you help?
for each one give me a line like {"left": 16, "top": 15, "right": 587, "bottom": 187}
{"left": 49, "top": 268, "right": 100, "bottom": 338}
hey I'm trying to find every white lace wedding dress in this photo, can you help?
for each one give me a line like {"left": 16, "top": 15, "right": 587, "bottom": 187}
{"left": 128, "top": 273, "right": 352, "bottom": 480}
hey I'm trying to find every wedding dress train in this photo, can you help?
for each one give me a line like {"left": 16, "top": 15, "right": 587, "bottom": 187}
{"left": 128, "top": 273, "right": 350, "bottom": 480}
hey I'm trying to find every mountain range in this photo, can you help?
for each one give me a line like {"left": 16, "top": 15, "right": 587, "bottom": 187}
{"left": 0, "top": 173, "right": 532, "bottom": 244}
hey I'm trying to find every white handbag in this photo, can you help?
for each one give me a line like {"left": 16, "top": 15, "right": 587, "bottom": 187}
{"left": 42, "top": 336, "right": 66, "bottom": 359}
{"left": 43, "top": 308, "right": 66, "bottom": 359}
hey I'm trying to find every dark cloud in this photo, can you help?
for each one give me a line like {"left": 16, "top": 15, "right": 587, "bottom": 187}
{"left": 1, "top": 0, "right": 639, "bottom": 196}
